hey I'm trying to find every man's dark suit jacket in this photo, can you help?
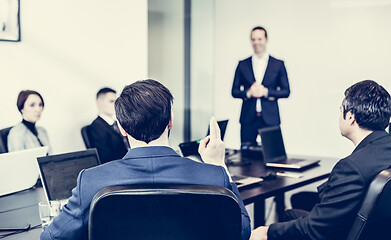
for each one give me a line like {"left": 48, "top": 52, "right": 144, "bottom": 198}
{"left": 232, "top": 56, "right": 290, "bottom": 126}
{"left": 268, "top": 131, "right": 391, "bottom": 240}
{"left": 89, "top": 116, "right": 128, "bottom": 164}
{"left": 40, "top": 146, "right": 251, "bottom": 240}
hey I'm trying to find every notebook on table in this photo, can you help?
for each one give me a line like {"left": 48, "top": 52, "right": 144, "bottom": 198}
{"left": 231, "top": 175, "right": 263, "bottom": 189}
{"left": 0, "top": 146, "right": 49, "bottom": 196}
{"left": 37, "top": 148, "right": 101, "bottom": 206}
{"left": 259, "top": 126, "right": 320, "bottom": 170}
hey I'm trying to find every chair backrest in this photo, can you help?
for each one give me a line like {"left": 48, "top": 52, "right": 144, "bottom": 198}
{"left": 88, "top": 184, "right": 242, "bottom": 240}
{"left": 81, "top": 126, "right": 93, "bottom": 149}
{"left": 347, "top": 168, "right": 391, "bottom": 240}
{"left": 0, "top": 127, "right": 12, "bottom": 154}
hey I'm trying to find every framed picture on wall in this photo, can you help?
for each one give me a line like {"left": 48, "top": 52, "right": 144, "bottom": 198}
{"left": 0, "top": 0, "right": 20, "bottom": 42}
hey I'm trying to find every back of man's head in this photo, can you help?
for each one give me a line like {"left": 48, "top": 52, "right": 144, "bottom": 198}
{"left": 115, "top": 79, "right": 173, "bottom": 143}
{"left": 343, "top": 80, "right": 391, "bottom": 131}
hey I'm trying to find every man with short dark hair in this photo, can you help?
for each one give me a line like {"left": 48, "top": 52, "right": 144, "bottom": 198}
{"left": 41, "top": 80, "right": 251, "bottom": 240}
{"left": 250, "top": 80, "right": 391, "bottom": 240}
{"left": 88, "top": 87, "right": 128, "bottom": 164}
{"left": 232, "top": 26, "right": 290, "bottom": 144}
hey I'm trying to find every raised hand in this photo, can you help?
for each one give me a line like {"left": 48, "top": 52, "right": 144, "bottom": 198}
{"left": 198, "top": 117, "right": 226, "bottom": 167}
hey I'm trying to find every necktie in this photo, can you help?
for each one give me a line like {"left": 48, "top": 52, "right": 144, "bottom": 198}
{"left": 111, "top": 121, "right": 121, "bottom": 135}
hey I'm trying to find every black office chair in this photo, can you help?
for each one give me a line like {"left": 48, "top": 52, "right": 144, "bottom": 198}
{"left": 346, "top": 168, "right": 391, "bottom": 240}
{"left": 0, "top": 127, "right": 12, "bottom": 154}
{"left": 88, "top": 184, "right": 242, "bottom": 240}
{"left": 81, "top": 125, "right": 93, "bottom": 149}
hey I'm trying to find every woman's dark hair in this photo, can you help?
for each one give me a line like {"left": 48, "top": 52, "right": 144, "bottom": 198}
{"left": 115, "top": 79, "right": 173, "bottom": 143}
{"left": 342, "top": 80, "right": 391, "bottom": 131}
{"left": 17, "top": 90, "right": 45, "bottom": 113}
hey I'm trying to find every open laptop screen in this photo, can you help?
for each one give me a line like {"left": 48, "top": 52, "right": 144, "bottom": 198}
{"left": 0, "top": 146, "right": 49, "bottom": 197}
{"left": 37, "top": 149, "right": 100, "bottom": 201}
{"left": 259, "top": 126, "right": 287, "bottom": 163}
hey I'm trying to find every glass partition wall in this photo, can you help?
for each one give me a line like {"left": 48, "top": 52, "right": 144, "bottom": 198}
{"left": 148, "top": 0, "right": 215, "bottom": 148}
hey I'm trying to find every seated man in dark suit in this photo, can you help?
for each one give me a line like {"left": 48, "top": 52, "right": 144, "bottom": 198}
{"left": 250, "top": 80, "right": 391, "bottom": 240}
{"left": 89, "top": 87, "right": 129, "bottom": 164}
{"left": 41, "top": 79, "right": 251, "bottom": 240}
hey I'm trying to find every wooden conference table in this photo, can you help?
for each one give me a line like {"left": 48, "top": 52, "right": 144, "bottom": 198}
{"left": 0, "top": 151, "right": 338, "bottom": 238}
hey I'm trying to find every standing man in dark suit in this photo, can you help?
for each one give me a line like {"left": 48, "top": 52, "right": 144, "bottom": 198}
{"left": 250, "top": 80, "right": 391, "bottom": 240}
{"left": 232, "top": 26, "right": 290, "bottom": 144}
{"left": 41, "top": 80, "right": 251, "bottom": 240}
{"left": 89, "top": 87, "right": 129, "bottom": 164}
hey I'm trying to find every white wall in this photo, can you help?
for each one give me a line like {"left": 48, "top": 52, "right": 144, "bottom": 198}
{"left": 2, "top": 0, "right": 390, "bottom": 158}
{"left": 214, "top": 0, "right": 391, "bottom": 158}
{"left": 0, "top": 0, "right": 148, "bottom": 154}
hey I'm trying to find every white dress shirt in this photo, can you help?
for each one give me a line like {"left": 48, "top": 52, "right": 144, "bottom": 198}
{"left": 252, "top": 53, "right": 269, "bottom": 113}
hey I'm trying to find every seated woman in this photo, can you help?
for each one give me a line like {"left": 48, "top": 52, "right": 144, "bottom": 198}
{"left": 7, "top": 90, "right": 51, "bottom": 153}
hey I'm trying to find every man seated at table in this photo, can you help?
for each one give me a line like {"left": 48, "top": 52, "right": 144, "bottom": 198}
{"left": 88, "top": 87, "right": 129, "bottom": 164}
{"left": 250, "top": 80, "right": 391, "bottom": 240}
{"left": 41, "top": 79, "right": 251, "bottom": 240}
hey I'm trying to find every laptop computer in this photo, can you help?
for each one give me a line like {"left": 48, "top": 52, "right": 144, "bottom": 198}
{"left": 37, "top": 148, "right": 101, "bottom": 205}
{"left": 0, "top": 146, "right": 49, "bottom": 196}
{"left": 259, "top": 126, "right": 320, "bottom": 170}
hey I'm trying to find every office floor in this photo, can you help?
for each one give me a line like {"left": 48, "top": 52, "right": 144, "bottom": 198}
{"left": 246, "top": 180, "right": 325, "bottom": 229}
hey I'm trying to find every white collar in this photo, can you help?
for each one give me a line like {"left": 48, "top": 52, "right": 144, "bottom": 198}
{"left": 99, "top": 114, "right": 116, "bottom": 125}
{"left": 252, "top": 52, "right": 269, "bottom": 61}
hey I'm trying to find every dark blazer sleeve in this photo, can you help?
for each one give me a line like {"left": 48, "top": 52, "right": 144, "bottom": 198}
{"left": 41, "top": 170, "right": 88, "bottom": 240}
{"left": 268, "top": 159, "right": 365, "bottom": 240}
{"left": 222, "top": 169, "right": 251, "bottom": 240}
{"left": 266, "top": 60, "right": 290, "bottom": 99}
{"left": 232, "top": 60, "right": 251, "bottom": 100}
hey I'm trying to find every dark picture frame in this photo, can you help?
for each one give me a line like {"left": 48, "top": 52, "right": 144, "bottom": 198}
{"left": 0, "top": 0, "right": 21, "bottom": 42}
